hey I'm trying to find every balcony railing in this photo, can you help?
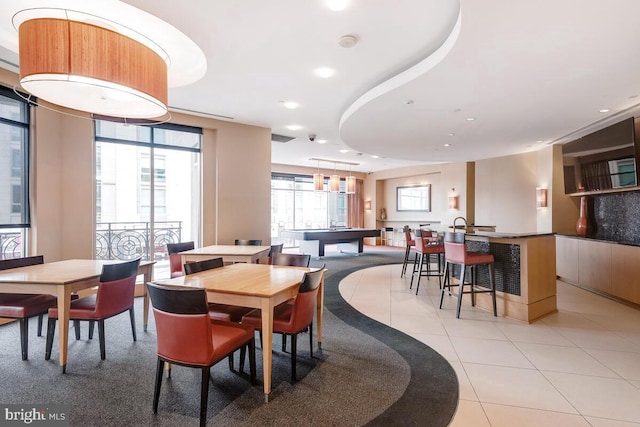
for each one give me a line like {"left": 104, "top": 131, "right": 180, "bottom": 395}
{"left": 0, "top": 232, "right": 22, "bottom": 260}
{"left": 96, "top": 221, "right": 182, "bottom": 260}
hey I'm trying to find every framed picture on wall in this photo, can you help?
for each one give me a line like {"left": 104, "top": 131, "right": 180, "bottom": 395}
{"left": 396, "top": 184, "right": 431, "bottom": 212}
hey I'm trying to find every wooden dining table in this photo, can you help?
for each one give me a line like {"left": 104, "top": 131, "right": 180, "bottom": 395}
{"left": 0, "top": 259, "right": 154, "bottom": 373}
{"left": 150, "top": 262, "right": 325, "bottom": 402}
{"left": 179, "top": 245, "right": 271, "bottom": 267}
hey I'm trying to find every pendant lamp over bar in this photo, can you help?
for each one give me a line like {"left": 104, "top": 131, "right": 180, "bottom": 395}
{"left": 330, "top": 162, "right": 341, "bottom": 193}
{"left": 313, "top": 159, "right": 324, "bottom": 191}
{"left": 346, "top": 175, "right": 356, "bottom": 194}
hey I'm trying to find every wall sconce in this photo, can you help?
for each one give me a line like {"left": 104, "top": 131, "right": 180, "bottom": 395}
{"left": 536, "top": 187, "right": 548, "bottom": 208}
{"left": 364, "top": 200, "right": 371, "bottom": 211}
{"left": 448, "top": 188, "right": 459, "bottom": 210}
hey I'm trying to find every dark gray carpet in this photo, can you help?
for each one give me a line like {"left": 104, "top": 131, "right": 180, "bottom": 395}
{"left": 0, "top": 250, "right": 458, "bottom": 426}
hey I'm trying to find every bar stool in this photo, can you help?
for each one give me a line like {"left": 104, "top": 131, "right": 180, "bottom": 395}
{"left": 439, "top": 232, "right": 497, "bottom": 318}
{"left": 400, "top": 225, "right": 416, "bottom": 277}
{"left": 410, "top": 234, "right": 445, "bottom": 295}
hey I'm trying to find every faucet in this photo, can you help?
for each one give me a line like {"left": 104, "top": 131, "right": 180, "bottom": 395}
{"left": 453, "top": 216, "right": 467, "bottom": 231}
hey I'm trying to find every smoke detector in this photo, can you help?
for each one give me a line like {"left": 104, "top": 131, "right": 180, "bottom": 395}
{"left": 338, "top": 34, "right": 358, "bottom": 48}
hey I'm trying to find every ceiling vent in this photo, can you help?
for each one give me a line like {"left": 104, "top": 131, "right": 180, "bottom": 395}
{"left": 272, "top": 134, "right": 296, "bottom": 143}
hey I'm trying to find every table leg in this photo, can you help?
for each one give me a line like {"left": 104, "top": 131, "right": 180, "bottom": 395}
{"left": 56, "top": 285, "right": 71, "bottom": 373}
{"left": 260, "top": 298, "right": 274, "bottom": 403}
{"left": 141, "top": 265, "right": 152, "bottom": 332}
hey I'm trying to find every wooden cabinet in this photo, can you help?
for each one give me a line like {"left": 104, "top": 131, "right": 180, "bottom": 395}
{"left": 557, "top": 236, "right": 640, "bottom": 304}
{"left": 556, "top": 236, "right": 578, "bottom": 284}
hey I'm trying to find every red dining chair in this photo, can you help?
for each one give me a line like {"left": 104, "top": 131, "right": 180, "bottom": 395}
{"left": 147, "top": 282, "right": 256, "bottom": 427}
{"left": 439, "top": 232, "right": 497, "bottom": 318}
{"left": 266, "top": 243, "right": 284, "bottom": 264}
{"left": 410, "top": 232, "right": 445, "bottom": 295}
{"left": 234, "top": 239, "right": 262, "bottom": 246}
{"left": 45, "top": 258, "right": 141, "bottom": 361}
{"left": 400, "top": 226, "right": 416, "bottom": 278}
{"left": 167, "top": 241, "right": 195, "bottom": 278}
{"left": 241, "top": 266, "right": 325, "bottom": 381}
{"left": 0, "top": 255, "right": 56, "bottom": 360}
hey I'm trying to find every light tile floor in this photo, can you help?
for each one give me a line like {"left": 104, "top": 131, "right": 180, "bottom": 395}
{"left": 338, "top": 263, "right": 640, "bottom": 426}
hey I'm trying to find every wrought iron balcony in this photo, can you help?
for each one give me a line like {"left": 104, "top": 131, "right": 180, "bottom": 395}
{"left": 96, "top": 221, "right": 182, "bottom": 260}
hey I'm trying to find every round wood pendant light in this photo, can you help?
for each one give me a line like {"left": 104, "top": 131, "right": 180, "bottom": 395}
{"left": 18, "top": 18, "right": 168, "bottom": 118}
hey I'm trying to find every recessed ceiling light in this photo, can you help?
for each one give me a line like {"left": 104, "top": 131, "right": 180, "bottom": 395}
{"left": 536, "top": 140, "right": 544, "bottom": 143}
{"left": 281, "top": 101, "right": 299, "bottom": 109}
{"left": 466, "top": 117, "right": 475, "bottom": 121}
{"left": 339, "top": 149, "right": 349, "bottom": 153}
{"left": 599, "top": 109, "right": 610, "bottom": 113}
{"left": 338, "top": 35, "right": 358, "bottom": 48}
{"left": 444, "top": 143, "right": 451, "bottom": 147}
{"left": 371, "top": 155, "right": 379, "bottom": 159}
{"left": 286, "top": 124, "right": 302, "bottom": 130}
{"left": 327, "top": 0, "right": 348, "bottom": 11}
{"left": 317, "top": 139, "right": 327, "bottom": 144}
{"left": 448, "top": 132, "right": 455, "bottom": 137}
{"left": 315, "top": 67, "right": 335, "bottom": 78}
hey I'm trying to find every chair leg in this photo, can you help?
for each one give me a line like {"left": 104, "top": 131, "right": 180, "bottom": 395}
{"left": 309, "top": 321, "right": 313, "bottom": 358}
{"left": 228, "top": 353, "right": 234, "bottom": 371}
{"left": 199, "top": 367, "right": 210, "bottom": 427}
{"left": 401, "top": 245, "right": 410, "bottom": 277}
{"left": 410, "top": 252, "right": 420, "bottom": 289}
{"left": 19, "top": 318, "right": 29, "bottom": 360}
{"left": 456, "top": 264, "right": 467, "bottom": 319}
{"left": 45, "top": 318, "right": 56, "bottom": 360}
{"left": 129, "top": 307, "right": 137, "bottom": 341}
{"left": 88, "top": 320, "right": 94, "bottom": 339}
{"left": 37, "top": 314, "right": 44, "bottom": 337}
{"left": 290, "top": 333, "right": 297, "bottom": 382}
{"left": 75, "top": 320, "right": 82, "bottom": 340}
{"left": 282, "top": 333, "right": 287, "bottom": 352}
{"left": 98, "top": 319, "right": 106, "bottom": 360}
{"left": 439, "top": 261, "right": 450, "bottom": 309}
{"left": 153, "top": 358, "right": 165, "bottom": 414}
{"left": 248, "top": 339, "right": 257, "bottom": 386}
{"left": 415, "top": 253, "right": 425, "bottom": 295}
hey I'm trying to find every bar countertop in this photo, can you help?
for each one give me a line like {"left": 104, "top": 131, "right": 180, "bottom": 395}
{"left": 464, "top": 231, "right": 555, "bottom": 239}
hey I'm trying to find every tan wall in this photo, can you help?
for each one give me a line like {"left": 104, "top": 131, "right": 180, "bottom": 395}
{"left": 1, "top": 70, "right": 272, "bottom": 260}
{"left": 475, "top": 152, "right": 538, "bottom": 233}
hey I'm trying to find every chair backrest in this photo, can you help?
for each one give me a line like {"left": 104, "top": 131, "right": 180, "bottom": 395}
{"left": 147, "top": 283, "right": 213, "bottom": 365}
{"left": 272, "top": 253, "right": 311, "bottom": 267}
{"left": 0, "top": 255, "right": 44, "bottom": 271}
{"left": 443, "top": 232, "right": 467, "bottom": 264}
{"left": 234, "top": 239, "right": 262, "bottom": 246}
{"left": 267, "top": 243, "right": 284, "bottom": 265}
{"left": 403, "top": 225, "right": 414, "bottom": 244}
{"left": 94, "top": 258, "right": 141, "bottom": 316}
{"left": 184, "top": 257, "right": 224, "bottom": 275}
{"left": 290, "top": 266, "right": 325, "bottom": 330}
{"left": 100, "top": 258, "right": 141, "bottom": 282}
{"left": 167, "top": 241, "right": 195, "bottom": 276}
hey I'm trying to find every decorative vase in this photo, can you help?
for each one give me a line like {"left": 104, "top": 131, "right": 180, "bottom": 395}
{"left": 380, "top": 208, "right": 387, "bottom": 220}
{"left": 576, "top": 196, "right": 588, "bottom": 237}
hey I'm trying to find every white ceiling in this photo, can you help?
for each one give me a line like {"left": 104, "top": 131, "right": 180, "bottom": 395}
{"left": 3, "top": 0, "right": 640, "bottom": 173}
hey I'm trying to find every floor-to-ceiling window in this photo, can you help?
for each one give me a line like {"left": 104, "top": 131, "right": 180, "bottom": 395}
{"left": 95, "top": 120, "right": 201, "bottom": 278}
{"left": 271, "top": 173, "right": 347, "bottom": 247}
{"left": 0, "top": 86, "right": 30, "bottom": 259}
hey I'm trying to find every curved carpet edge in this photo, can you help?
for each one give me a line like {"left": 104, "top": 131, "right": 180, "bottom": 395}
{"left": 321, "top": 261, "right": 459, "bottom": 427}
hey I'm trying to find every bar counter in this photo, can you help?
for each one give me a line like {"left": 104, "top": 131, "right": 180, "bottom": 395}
{"left": 455, "top": 232, "right": 557, "bottom": 323}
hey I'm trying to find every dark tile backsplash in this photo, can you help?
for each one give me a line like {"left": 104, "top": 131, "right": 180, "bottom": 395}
{"left": 592, "top": 191, "right": 640, "bottom": 245}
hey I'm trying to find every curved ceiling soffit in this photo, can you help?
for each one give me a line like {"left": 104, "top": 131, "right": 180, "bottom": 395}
{"left": 338, "top": 4, "right": 462, "bottom": 146}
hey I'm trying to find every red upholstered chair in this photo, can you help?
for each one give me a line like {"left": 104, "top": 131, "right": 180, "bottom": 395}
{"left": 400, "top": 225, "right": 416, "bottom": 277}
{"left": 266, "top": 243, "right": 283, "bottom": 264}
{"left": 45, "top": 258, "right": 141, "bottom": 361}
{"left": 241, "top": 266, "right": 325, "bottom": 381}
{"left": 439, "top": 232, "right": 497, "bottom": 318}
{"left": 234, "top": 239, "right": 262, "bottom": 246}
{"left": 271, "top": 252, "right": 311, "bottom": 268}
{"left": 410, "top": 233, "right": 445, "bottom": 295}
{"left": 0, "top": 255, "right": 56, "bottom": 360}
{"left": 147, "top": 283, "right": 256, "bottom": 427}
{"left": 167, "top": 241, "right": 195, "bottom": 278}
{"left": 183, "top": 257, "right": 253, "bottom": 323}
